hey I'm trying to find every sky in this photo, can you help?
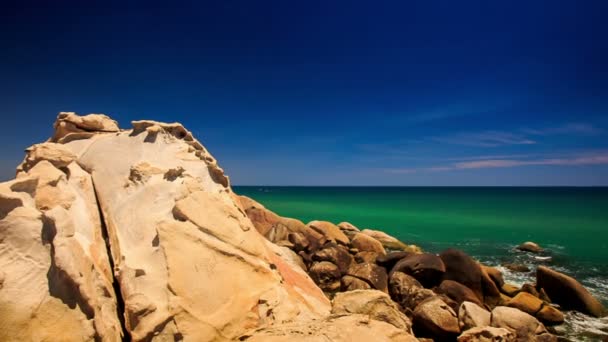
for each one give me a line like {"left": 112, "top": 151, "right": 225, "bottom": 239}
{"left": 1, "top": 1, "right": 607, "bottom": 185}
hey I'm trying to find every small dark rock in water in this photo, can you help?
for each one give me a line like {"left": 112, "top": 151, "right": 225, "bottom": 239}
{"left": 502, "top": 262, "right": 531, "bottom": 273}
{"left": 517, "top": 241, "right": 544, "bottom": 253}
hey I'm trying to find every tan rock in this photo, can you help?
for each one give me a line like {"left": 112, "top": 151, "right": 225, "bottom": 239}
{"left": 517, "top": 241, "right": 543, "bottom": 253}
{"left": 501, "top": 283, "right": 520, "bottom": 297}
{"left": 308, "top": 220, "right": 350, "bottom": 245}
{"left": 360, "top": 229, "right": 421, "bottom": 252}
{"left": 413, "top": 297, "right": 460, "bottom": 339}
{"left": 52, "top": 112, "right": 119, "bottom": 143}
{"left": 507, "top": 292, "right": 543, "bottom": 316}
{"left": 457, "top": 326, "right": 516, "bottom": 342}
{"left": 458, "top": 301, "right": 491, "bottom": 331}
{"left": 490, "top": 306, "right": 555, "bottom": 342}
{"left": 536, "top": 265, "right": 606, "bottom": 317}
{"left": 389, "top": 271, "right": 435, "bottom": 312}
{"left": 338, "top": 221, "right": 360, "bottom": 233}
{"left": 351, "top": 232, "right": 386, "bottom": 255}
{"left": 437, "top": 280, "right": 485, "bottom": 308}
{"left": 347, "top": 262, "right": 388, "bottom": 293}
{"left": 332, "top": 289, "right": 413, "bottom": 332}
{"left": 239, "top": 314, "right": 418, "bottom": 341}
{"left": 342, "top": 275, "right": 372, "bottom": 291}
{"left": 536, "top": 305, "right": 564, "bottom": 325}
{"left": 482, "top": 265, "right": 505, "bottom": 288}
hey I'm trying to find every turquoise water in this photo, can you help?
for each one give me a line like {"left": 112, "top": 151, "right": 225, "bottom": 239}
{"left": 235, "top": 186, "right": 608, "bottom": 315}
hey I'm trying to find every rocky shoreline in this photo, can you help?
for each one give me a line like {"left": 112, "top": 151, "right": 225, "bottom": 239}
{"left": 0, "top": 112, "right": 605, "bottom": 341}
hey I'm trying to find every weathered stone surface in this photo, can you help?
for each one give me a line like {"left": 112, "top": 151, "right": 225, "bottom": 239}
{"left": 351, "top": 232, "right": 386, "bottom": 255}
{"left": 389, "top": 271, "right": 435, "bottom": 312}
{"left": 338, "top": 221, "right": 360, "bottom": 233}
{"left": 437, "top": 280, "right": 485, "bottom": 308}
{"left": 342, "top": 275, "right": 372, "bottom": 291}
{"left": 457, "top": 326, "right": 516, "bottom": 342}
{"left": 507, "top": 292, "right": 543, "bottom": 316}
{"left": 239, "top": 314, "right": 418, "bottom": 341}
{"left": 502, "top": 263, "right": 530, "bottom": 273}
{"left": 440, "top": 249, "right": 484, "bottom": 302}
{"left": 308, "top": 220, "right": 350, "bottom": 245}
{"left": 501, "top": 283, "right": 520, "bottom": 297}
{"left": 310, "top": 261, "right": 342, "bottom": 292}
{"left": 491, "top": 306, "right": 555, "bottom": 342}
{"left": 458, "top": 301, "right": 491, "bottom": 331}
{"left": 517, "top": 241, "right": 543, "bottom": 253}
{"left": 347, "top": 262, "right": 388, "bottom": 292}
{"left": 51, "top": 112, "right": 119, "bottom": 143}
{"left": 312, "top": 243, "right": 354, "bottom": 274}
{"left": 0, "top": 157, "right": 122, "bottom": 341}
{"left": 3, "top": 112, "right": 334, "bottom": 341}
{"left": 354, "top": 251, "right": 380, "bottom": 264}
{"left": 413, "top": 297, "right": 460, "bottom": 339}
{"left": 536, "top": 266, "right": 606, "bottom": 317}
{"left": 391, "top": 253, "right": 446, "bottom": 288}
{"left": 332, "top": 290, "right": 413, "bottom": 332}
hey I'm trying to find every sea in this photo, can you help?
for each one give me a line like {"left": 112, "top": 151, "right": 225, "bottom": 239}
{"left": 234, "top": 186, "right": 608, "bottom": 341}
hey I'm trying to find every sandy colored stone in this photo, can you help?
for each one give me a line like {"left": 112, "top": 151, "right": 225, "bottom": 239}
{"left": 413, "top": 297, "right": 461, "bottom": 339}
{"left": 458, "top": 301, "right": 491, "bottom": 331}
{"left": 332, "top": 289, "right": 413, "bottom": 332}
{"left": 308, "top": 220, "right": 350, "bottom": 245}
{"left": 457, "top": 326, "right": 516, "bottom": 342}
{"left": 507, "top": 292, "right": 543, "bottom": 316}
{"left": 360, "top": 228, "right": 421, "bottom": 252}
{"left": 351, "top": 232, "right": 386, "bottom": 255}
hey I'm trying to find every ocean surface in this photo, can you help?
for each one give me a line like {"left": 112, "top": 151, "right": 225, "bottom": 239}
{"left": 234, "top": 186, "right": 608, "bottom": 340}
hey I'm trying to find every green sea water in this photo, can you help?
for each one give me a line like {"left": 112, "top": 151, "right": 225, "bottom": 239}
{"left": 235, "top": 186, "right": 608, "bottom": 338}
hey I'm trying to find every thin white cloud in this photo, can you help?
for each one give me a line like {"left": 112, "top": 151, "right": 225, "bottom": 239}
{"left": 431, "top": 131, "right": 536, "bottom": 147}
{"left": 522, "top": 123, "right": 602, "bottom": 136}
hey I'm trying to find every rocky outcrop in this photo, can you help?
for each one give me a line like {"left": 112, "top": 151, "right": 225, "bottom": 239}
{"left": 490, "top": 306, "right": 555, "bottom": 342}
{"left": 536, "top": 265, "right": 606, "bottom": 317}
{"left": 517, "top": 241, "right": 543, "bottom": 253}
{"left": 413, "top": 297, "right": 460, "bottom": 339}
{"left": 458, "top": 301, "right": 491, "bottom": 331}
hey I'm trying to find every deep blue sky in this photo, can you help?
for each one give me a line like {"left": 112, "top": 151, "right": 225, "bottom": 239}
{"left": 1, "top": 1, "right": 607, "bottom": 185}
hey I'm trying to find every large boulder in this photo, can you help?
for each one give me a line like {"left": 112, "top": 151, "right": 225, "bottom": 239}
{"left": 347, "top": 262, "right": 388, "bottom": 292}
{"left": 351, "top": 232, "right": 386, "bottom": 255}
{"left": 457, "top": 326, "right": 516, "bottom": 342}
{"left": 536, "top": 266, "right": 606, "bottom": 317}
{"left": 437, "top": 280, "right": 485, "bottom": 308}
{"left": 341, "top": 275, "right": 372, "bottom": 291}
{"left": 517, "top": 241, "right": 543, "bottom": 253}
{"left": 0, "top": 113, "right": 335, "bottom": 341}
{"left": 490, "top": 306, "right": 555, "bottom": 342}
{"left": 388, "top": 271, "right": 435, "bottom": 312}
{"left": 312, "top": 243, "right": 354, "bottom": 274}
{"left": 458, "top": 301, "right": 491, "bottom": 331}
{"left": 506, "top": 292, "right": 543, "bottom": 316}
{"left": 391, "top": 253, "right": 446, "bottom": 288}
{"left": 376, "top": 251, "right": 412, "bottom": 270}
{"left": 413, "top": 297, "right": 460, "bottom": 340}
{"left": 308, "top": 221, "right": 350, "bottom": 245}
{"left": 440, "top": 249, "right": 484, "bottom": 301}
{"left": 332, "top": 290, "right": 413, "bottom": 332}
{"left": 482, "top": 265, "right": 505, "bottom": 288}
{"left": 309, "top": 261, "right": 342, "bottom": 292}
{"left": 536, "top": 305, "right": 564, "bottom": 325}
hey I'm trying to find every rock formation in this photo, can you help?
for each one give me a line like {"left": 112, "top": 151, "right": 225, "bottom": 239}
{"left": 0, "top": 112, "right": 603, "bottom": 341}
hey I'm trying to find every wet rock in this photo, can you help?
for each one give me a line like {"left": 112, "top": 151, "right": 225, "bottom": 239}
{"left": 482, "top": 265, "right": 505, "bottom": 289}
{"left": 391, "top": 253, "right": 446, "bottom": 288}
{"left": 501, "top": 283, "right": 520, "bottom": 297}
{"left": 536, "top": 304, "right": 564, "bottom": 325}
{"left": 332, "top": 290, "right": 413, "bottom": 332}
{"left": 517, "top": 241, "right": 543, "bottom": 253}
{"left": 458, "top": 301, "right": 491, "bottom": 331}
{"left": 502, "top": 262, "right": 530, "bottom": 273}
{"left": 440, "top": 249, "right": 484, "bottom": 301}
{"left": 413, "top": 297, "right": 460, "bottom": 340}
{"left": 437, "top": 280, "right": 485, "bottom": 308}
{"left": 537, "top": 266, "right": 606, "bottom": 317}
